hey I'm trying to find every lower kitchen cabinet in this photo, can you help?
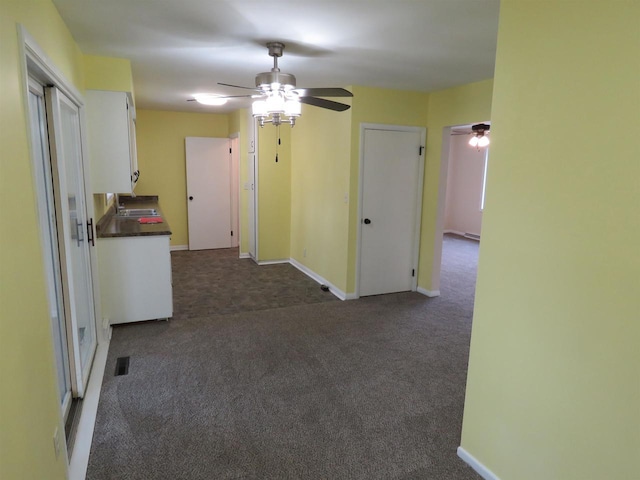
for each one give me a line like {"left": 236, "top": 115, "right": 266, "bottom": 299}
{"left": 98, "top": 235, "right": 172, "bottom": 324}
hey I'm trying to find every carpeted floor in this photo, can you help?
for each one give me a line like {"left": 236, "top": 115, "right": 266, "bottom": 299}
{"left": 86, "top": 234, "right": 480, "bottom": 479}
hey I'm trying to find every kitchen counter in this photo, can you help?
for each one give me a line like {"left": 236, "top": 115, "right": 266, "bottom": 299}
{"left": 96, "top": 195, "right": 172, "bottom": 238}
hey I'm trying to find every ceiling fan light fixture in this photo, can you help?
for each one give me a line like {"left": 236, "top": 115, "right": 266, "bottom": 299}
{"left": 193, "top": 94, "right": 227, "bottom": 106}
{"left": 265, "top": 93, "right": 286, "bottom": 113}
{"left": 252, "top": 100, "right": 268, "bottom": 117}
{"left": 469, "top": 123, "right": 491, "bottom": 149}
{"left": 284, "top": 99, "right": 301, "bottom": 117}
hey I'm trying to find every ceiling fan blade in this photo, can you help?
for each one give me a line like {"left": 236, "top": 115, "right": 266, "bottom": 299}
{"left": 295, "top": 87, "right": 353, "bottom": 98}
{"left": 299, "top": 96, "right": 351, "bottom": 112}
{"left": 218, "top": 82, "right": 259, "bottom": 91}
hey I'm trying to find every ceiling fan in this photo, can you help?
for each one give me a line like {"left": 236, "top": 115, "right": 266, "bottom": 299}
{"left": 192, "top": 42, "right": 353, "bottom": 127}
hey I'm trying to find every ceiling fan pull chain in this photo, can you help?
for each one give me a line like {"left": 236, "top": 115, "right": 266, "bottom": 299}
{"left": 275, "top": 124, "right": 280, "bottom": 163}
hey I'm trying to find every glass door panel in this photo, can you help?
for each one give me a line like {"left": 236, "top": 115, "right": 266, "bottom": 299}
{"left": 46, "top": 87, "right": 97, "bottom": 397}
{"left": 28, "top": 80, "right": 72, "bottom": 415}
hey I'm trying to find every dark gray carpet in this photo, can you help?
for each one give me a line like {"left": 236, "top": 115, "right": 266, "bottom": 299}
{"left": 86, "top": 235, "right": 480, "bottom": 479}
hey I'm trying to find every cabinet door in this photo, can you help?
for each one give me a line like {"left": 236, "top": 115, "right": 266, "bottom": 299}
{"left": 127, "top": 94, "right": 139, "bottom": 189}
{"left": 98, "top": 236, "right": 173, "bottom": 324}
{"left": 86, "top": 90, "right": 137, "bottom": 193}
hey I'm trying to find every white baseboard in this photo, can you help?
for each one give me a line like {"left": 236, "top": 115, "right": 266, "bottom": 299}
{"left": 257, "top": 259, "right": 290, "bottom": 266}
{"left": 417, "top": 286, "right": 440, "bottom": 297}
{"left": 289, "top": 258, "right": 353, "bottom": 301}
{"left": 68, "top": 339, "right": 110, "bottom": 480}
{"left": 457, "top": 447, "right": 500, "bottom": 480}
{"left": 444, "top": 229, "right": 466, "bottom": 237}
{"left": 170, "top": 245, "right": 189, "bottom": 251}
{"left": 239, "top": 252, "right": 251, "bottom": 259}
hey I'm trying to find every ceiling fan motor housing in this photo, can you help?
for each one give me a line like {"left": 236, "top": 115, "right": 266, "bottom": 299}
{"left": 255, "top": 71, "right": 297, "bottom": 91}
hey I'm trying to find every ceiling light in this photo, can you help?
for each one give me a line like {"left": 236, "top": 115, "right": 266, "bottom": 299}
{"left": 469, "top": 123, "right": 490, "bottom": 149}
{"left": 193, "top": 94, "right": 227, "bottom": 106}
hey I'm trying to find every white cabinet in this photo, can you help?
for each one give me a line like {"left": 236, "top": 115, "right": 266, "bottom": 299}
{"left": 86, "top": 90, "right": 139, "bottom": 193}
{"left": 97, "top": 236, "right": 172, "bottom": 324}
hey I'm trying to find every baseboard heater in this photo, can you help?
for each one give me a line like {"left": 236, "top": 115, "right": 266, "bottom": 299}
{"left": 464, "top": 233, "right": 481, "bottom": 241}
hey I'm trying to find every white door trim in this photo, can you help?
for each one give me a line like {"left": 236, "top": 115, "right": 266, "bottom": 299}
{"left": 229, "top": 132, "right": 240, "bottom": 250}
{"left": 250, "top": 113, "right": 259, "bottom": 263}
{"left": 355, "top": 123, "right": 426, "bottom": 298}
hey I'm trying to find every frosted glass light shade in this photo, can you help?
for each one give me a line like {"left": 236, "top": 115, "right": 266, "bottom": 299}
{"left": 252, "top": 100, "right": 268, "bottom": 116}
{"left": 478, "top": 135, "right": 490, "bottom": 147}
{"left": 469, "top": 136, "right": 479, "bottom": 147}
{"left": 285, "top": 100, "right": 301, "bottom": 116}
{"left": 266, "top": 94, "right": 285, "bottom": 113}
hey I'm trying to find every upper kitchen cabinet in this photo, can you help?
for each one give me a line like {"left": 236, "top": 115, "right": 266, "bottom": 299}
{"left": 86, "top": 90, "right": 139, "bottom": 193}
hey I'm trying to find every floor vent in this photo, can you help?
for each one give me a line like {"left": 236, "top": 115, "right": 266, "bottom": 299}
{"left": 464, "top": 233, "right": 481, "bottom": 241}
{"left": 115, "top": 356, "right": 130, "bottom": 376}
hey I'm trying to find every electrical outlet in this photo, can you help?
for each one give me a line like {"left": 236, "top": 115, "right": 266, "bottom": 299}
{"left": 303, "top": 248, "right": 307, "bottom": 258}
{"left": 53, "top": 427, "right": 61, "bottom": 459}
{"left": 243, "top": 182, "right": 249, "bottom": 190}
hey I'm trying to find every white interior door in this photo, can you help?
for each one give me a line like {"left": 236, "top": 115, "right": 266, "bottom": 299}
{"left": 359, "top": 127, "right": 423, "bottom": 296}
{"left": 46, "top": 86, "right": 97, "bottom": 398}
{"left": 186, "top": 137, "right": 232, "bottom": 250}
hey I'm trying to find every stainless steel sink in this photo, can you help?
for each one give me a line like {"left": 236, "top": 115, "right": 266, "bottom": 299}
{"left": 116, "top": 208, "right": 159, "bottom": 217}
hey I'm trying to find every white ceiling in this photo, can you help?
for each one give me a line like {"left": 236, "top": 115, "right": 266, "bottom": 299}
{"left": 52, "top": 0, "right": 500, "bottom": 113}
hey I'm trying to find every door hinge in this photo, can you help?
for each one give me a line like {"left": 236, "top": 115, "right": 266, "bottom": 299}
{"left": 419, "top": 146, "right": 424, "bottom": 156}
{"left": 229, "top": 148, "right": 232, "bottom": 154}
{"left": 412, "top": 269, "right": 415, "bottom": 277}
{"left": 231, "top": 230, "right": 233, "bottom": 236}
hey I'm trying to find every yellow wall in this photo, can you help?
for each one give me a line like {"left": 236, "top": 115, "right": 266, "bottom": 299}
{"left": 83, "top": 54, "right": 134, "bottom": 95}
{"left": 0, "top": 0, "right": 85, "bottom": 478}
{"left": 461, "top": 2, "right": 640, "bottom": 479}
{"left": 290, "top": 102, "right": 352, "bottom": 290}
{"left": 135, "top": 109, "right": 229, "bottom": 247}
{"left": 419, "top": 79, "right": 493, "bottom": 291}
{"left": 346, "top": 86, "right": 430, "bottom": 293}
{"left": 257, "top": 125, "right": 291, "bottom": 260}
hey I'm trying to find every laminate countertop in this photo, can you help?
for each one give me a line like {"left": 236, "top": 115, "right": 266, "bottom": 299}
{"left": 96, "top": 195, "right": 172, "bottom": 238}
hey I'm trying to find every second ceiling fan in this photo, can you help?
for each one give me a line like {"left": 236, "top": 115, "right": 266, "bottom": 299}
{"left": 220, "top": 42, "right": 353, "bottom": 126}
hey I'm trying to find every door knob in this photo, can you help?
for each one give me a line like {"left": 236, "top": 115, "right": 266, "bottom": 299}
{"left": 189, "top": 196, "right": 194, "bottom": 201}
{"left": 363, "top": 218, "right": 371, "bottom": 225}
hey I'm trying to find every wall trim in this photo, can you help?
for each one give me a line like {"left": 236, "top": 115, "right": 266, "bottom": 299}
{"left": 68, "top": 338, "right": 110, "bottom": 480}
{"left": 457, "top": 447, "right": 500, "bottom": 480}
{"left": 257, "top": 259, "right": 290, "bottom": 266}
{"left": 170, "top": 245, "right": 189, "bottom": 252}
{"left": 417, "top": 286, "right": 440, "bottom": 297}
{"left": 239, "top": 252, "right": 251, "bottom": 259}
{"left": 289, "top": 258, "right": 355, "bottom": 301}
{"left": 444, "top": 229, "right": 466, "bottom": 237}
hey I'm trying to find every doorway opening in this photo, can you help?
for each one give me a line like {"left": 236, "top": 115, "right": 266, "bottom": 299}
{"left": 431, "top": 122, "right": 490, "bottom": 294}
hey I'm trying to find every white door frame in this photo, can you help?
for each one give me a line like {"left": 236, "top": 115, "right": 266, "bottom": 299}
{"left": 248, "top": 111, "right": 259, "bottom": 262}
{"left": 229, "top": 132, "right": 240, "bottom": 249}
{"left": 355, "top": 123, "right": 426, "bottom": 298}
